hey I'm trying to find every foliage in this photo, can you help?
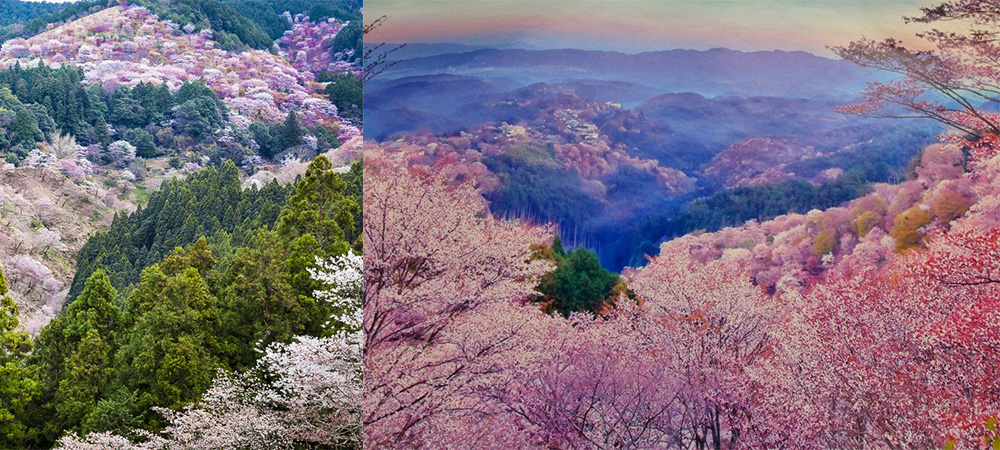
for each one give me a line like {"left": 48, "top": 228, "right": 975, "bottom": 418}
{"left": 0, "top": 5, "right": 361, "bottom": 142}
{"left": 533, "top": 237, "right": 619, "bottom": 317}
{"left": 891, "top": 205, "right": 933, "bottom": 251}
{"left": 277, "top": 13, "right": 355, "bottom": 76}
{"left": 229, "top": 0, "right": 289, "bottom": 40}
{"left": 667, "top": 172, "right": 875, "bottom": 240}
{"left": 276, "top": 156, "right": 359, "bottom": 336}
{"left": 278, "top": 110, "right": 303, "bottom": 151}
{"left": 123, "top": 128, "right": 155, "bottom": 158}
{"left": 23, "top": 155, "right": 361, "bottom": 447}
{"left": 321, "top": 71, "right": 362, "bottom": 122}
{"left": 0, "top": 266, "right": 36, "bottom": 448}
{"left": 55, "top": 372, "right": 294, "bottom": 450}
{"left": 130, "top": 0, "right": 272, "bottom": 50}
{"left": 23, "top": 269, "right": 120, "bottom": 445}
{"left": 361, "top": 136, "right": 1000, "bottom": 447}
{"left": 483, "top": 151, "right": 605, "bottom": 231}
{"left": 330, "top": 20, "right": 361, "bottom": 63}
{"left": 68, "top": 160, "right": 292, "bottom": 301}
{"left": 0, "top": 0, "right": 61, "bottom": 27}
{"left": 363, "top": 153, "right": 553, "bottom": 447}
{"left": 0, "top": 1, "right": 106, "bottom": 43}
{"left": 932, "top": 187, "right": 973, "bottom": 224}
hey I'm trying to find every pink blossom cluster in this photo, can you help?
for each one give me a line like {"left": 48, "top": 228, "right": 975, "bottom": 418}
{"left": 59, "top": 160, "right": 86, "bottom": 181}
{"left": 614, "top": 142, "right": 1000, "bottom": 445}
{"left": 363, "top": 135, "right": 1000, "bottom": 447}
{"left": 0, "top": 158, "right": 132, "bottom": 335}
{"left": 277, "top": 14, "right": 351, "bottom": 76}
{"left": 373, "top": 121, "right": 695, "bottom": 198}
{"left": 7, "top": 254, "right": 61, "bottom": 295}
{"left": 0, "top": 5, "right": 360, "bottom": 141}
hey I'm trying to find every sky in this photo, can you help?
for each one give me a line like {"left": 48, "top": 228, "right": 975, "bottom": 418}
{"left": 366, "top": 0, "right": 945, "bottom": 56}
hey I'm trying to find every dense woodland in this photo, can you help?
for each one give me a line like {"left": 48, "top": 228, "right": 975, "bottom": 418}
{"left": 0, "top": 0, "right": 62, "bottom": 27}
{"left": 0, "top": 50, "right": 351, "bottom": 170}
{"left": 0, "top": 156, "right": 361, "bottom": 448}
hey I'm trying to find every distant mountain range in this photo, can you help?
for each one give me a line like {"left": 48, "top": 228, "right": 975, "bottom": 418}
{"left": 363, "top": 41, "right": 543, "bottom": 60}
{"left": 372, "top": 46, "right": 885, "bottom": 99}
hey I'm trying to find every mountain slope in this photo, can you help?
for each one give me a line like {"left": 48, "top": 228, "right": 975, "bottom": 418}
{"left": 0, "top": 5, "right": 358, "bottom": 140}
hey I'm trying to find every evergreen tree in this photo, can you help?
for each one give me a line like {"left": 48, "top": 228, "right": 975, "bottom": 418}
{"left": 123, "top": 128, "right": 156, "bottom": 158}
{"left": 217, "top": 230, "right": 303, "bottom": 371}
{"left": 535, "top": 238, "right": 620, "bottom": 317}
{"left": 115, "top": 241, "right": 222, "bottom": 429}
{"left": 22, "top": 155, "right": 366, "bottom": 444}
{"left": 278, "top": 110, "right": 303, "bottom": 151}
{"left": 0, "top": 267, "right": 36, "bottom": 448}
{"left": 27, "top": 103, "right": 56, "bottom": 137}
{"left": 24, "top": 270, "right": 121, "bottom": 447}
{"left": 109, "top": 86, "right": 147, "bottom": 128}
{"left": 277, "top": 156, "right": 358, "bottom": 334}
{"left": 11, "top": 106, "right": 42, "bottom": 146}
{"left": 323, "top": 71, "right": 362, "bottom": 121}
{"left": 93, "top": 115, "right": 111, "bottom": 148}
{"left": 53, "top": 329, "right": 111, "bottom": 434}
{"left": 249, "top": 121, "right": 273, "bottom": 159}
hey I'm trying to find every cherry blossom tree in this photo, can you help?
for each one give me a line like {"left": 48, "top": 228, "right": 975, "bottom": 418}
{"left": 309, "top": 251, "right": 362, "bottom": 337}
{"left": 833, "top": 0, "right": 1000, "bottom": 144}
{"left": 248, "top": 249, "right": 365, "bottom": 448}
{"left": 53, "top": 247, "right": 365, "bottom": 450}
{"left": 255, "top": 335, "right": 360, "bottom": 448}
{"left": 54, "top": 373, "right": 292, "bottom": 450}
{"left": 625, "top": 249, "right": 806, "bottom": 448}
{"left": 104, "top": 140, "right": 135, "bottom": 168}
{"left": 362, "top": 153, "right": 553, "bottom": 447}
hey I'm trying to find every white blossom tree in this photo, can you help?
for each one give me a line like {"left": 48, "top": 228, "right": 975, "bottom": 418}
{"left": 55, "top": 250, "right": 363, "bottom": 449}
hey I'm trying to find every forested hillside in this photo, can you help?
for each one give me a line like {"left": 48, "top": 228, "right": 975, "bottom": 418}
{"left": 364, "top": 129, "right": 1000, "bottom": 450}
{"left": 362, "top": 0, "right": 1000, "bottom": 447}
{"left": 3, "top": 156, "right": 361, "bottom": 448}
{"left": 0, "top": 0, "right": 363, "bottom": 447}
{"left": 0, "top": 0, "right": 61, "bottom": 27}
{"left": 0, "top": 0, "right": 361, "bottom": 326}
{"left": 369, "top": 87, "right": 936, "bottom": 269}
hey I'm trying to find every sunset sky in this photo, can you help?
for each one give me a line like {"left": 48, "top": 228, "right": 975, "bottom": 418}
{"left": 366, "top": 0, "right": 945, "bottom": 56}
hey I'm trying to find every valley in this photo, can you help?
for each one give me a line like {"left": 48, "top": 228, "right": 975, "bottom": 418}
{"left": 365, "top": 48, "right": 937, "bottom": 268}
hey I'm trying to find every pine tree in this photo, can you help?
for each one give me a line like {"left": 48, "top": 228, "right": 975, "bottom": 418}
{"left": 218, "top": 230, "right": 304, "bottom": 370}
{"left": 277, "top": 156, "right": 358, "bottom": 335}
{"left": 249, "top": 121, "right": 273, "bottom": 159}
{"left": 23, "top": 270, "right": 121, "bottom": 446}
{"left": 11, "top": 106, "right": 41, "bottom": 146}
{"left": 65, "top": 269, "right": 121, "bottom": 341}
{"left": 0, "top": 267, "right": 36, "bottom": 448}
{"left": 93, "top": 115, "right": 111, "bottom": 148}
{"left": 53, "top": 328, "right": 110, "bottom": 433}
{"left": 115, "top": 243, "right": 221, "bottom": 428}
{"left": 279, "top": 110, "right": 303, "bottom": 150}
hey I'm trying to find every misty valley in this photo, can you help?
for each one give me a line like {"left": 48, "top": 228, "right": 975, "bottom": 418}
{"left": 365, "top": 45, "right": 939, "bottom": 270}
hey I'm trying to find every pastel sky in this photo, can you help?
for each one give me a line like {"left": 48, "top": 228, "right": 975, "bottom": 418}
{"left": 366, "top": 0, "right": 946, "bottom": 56}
